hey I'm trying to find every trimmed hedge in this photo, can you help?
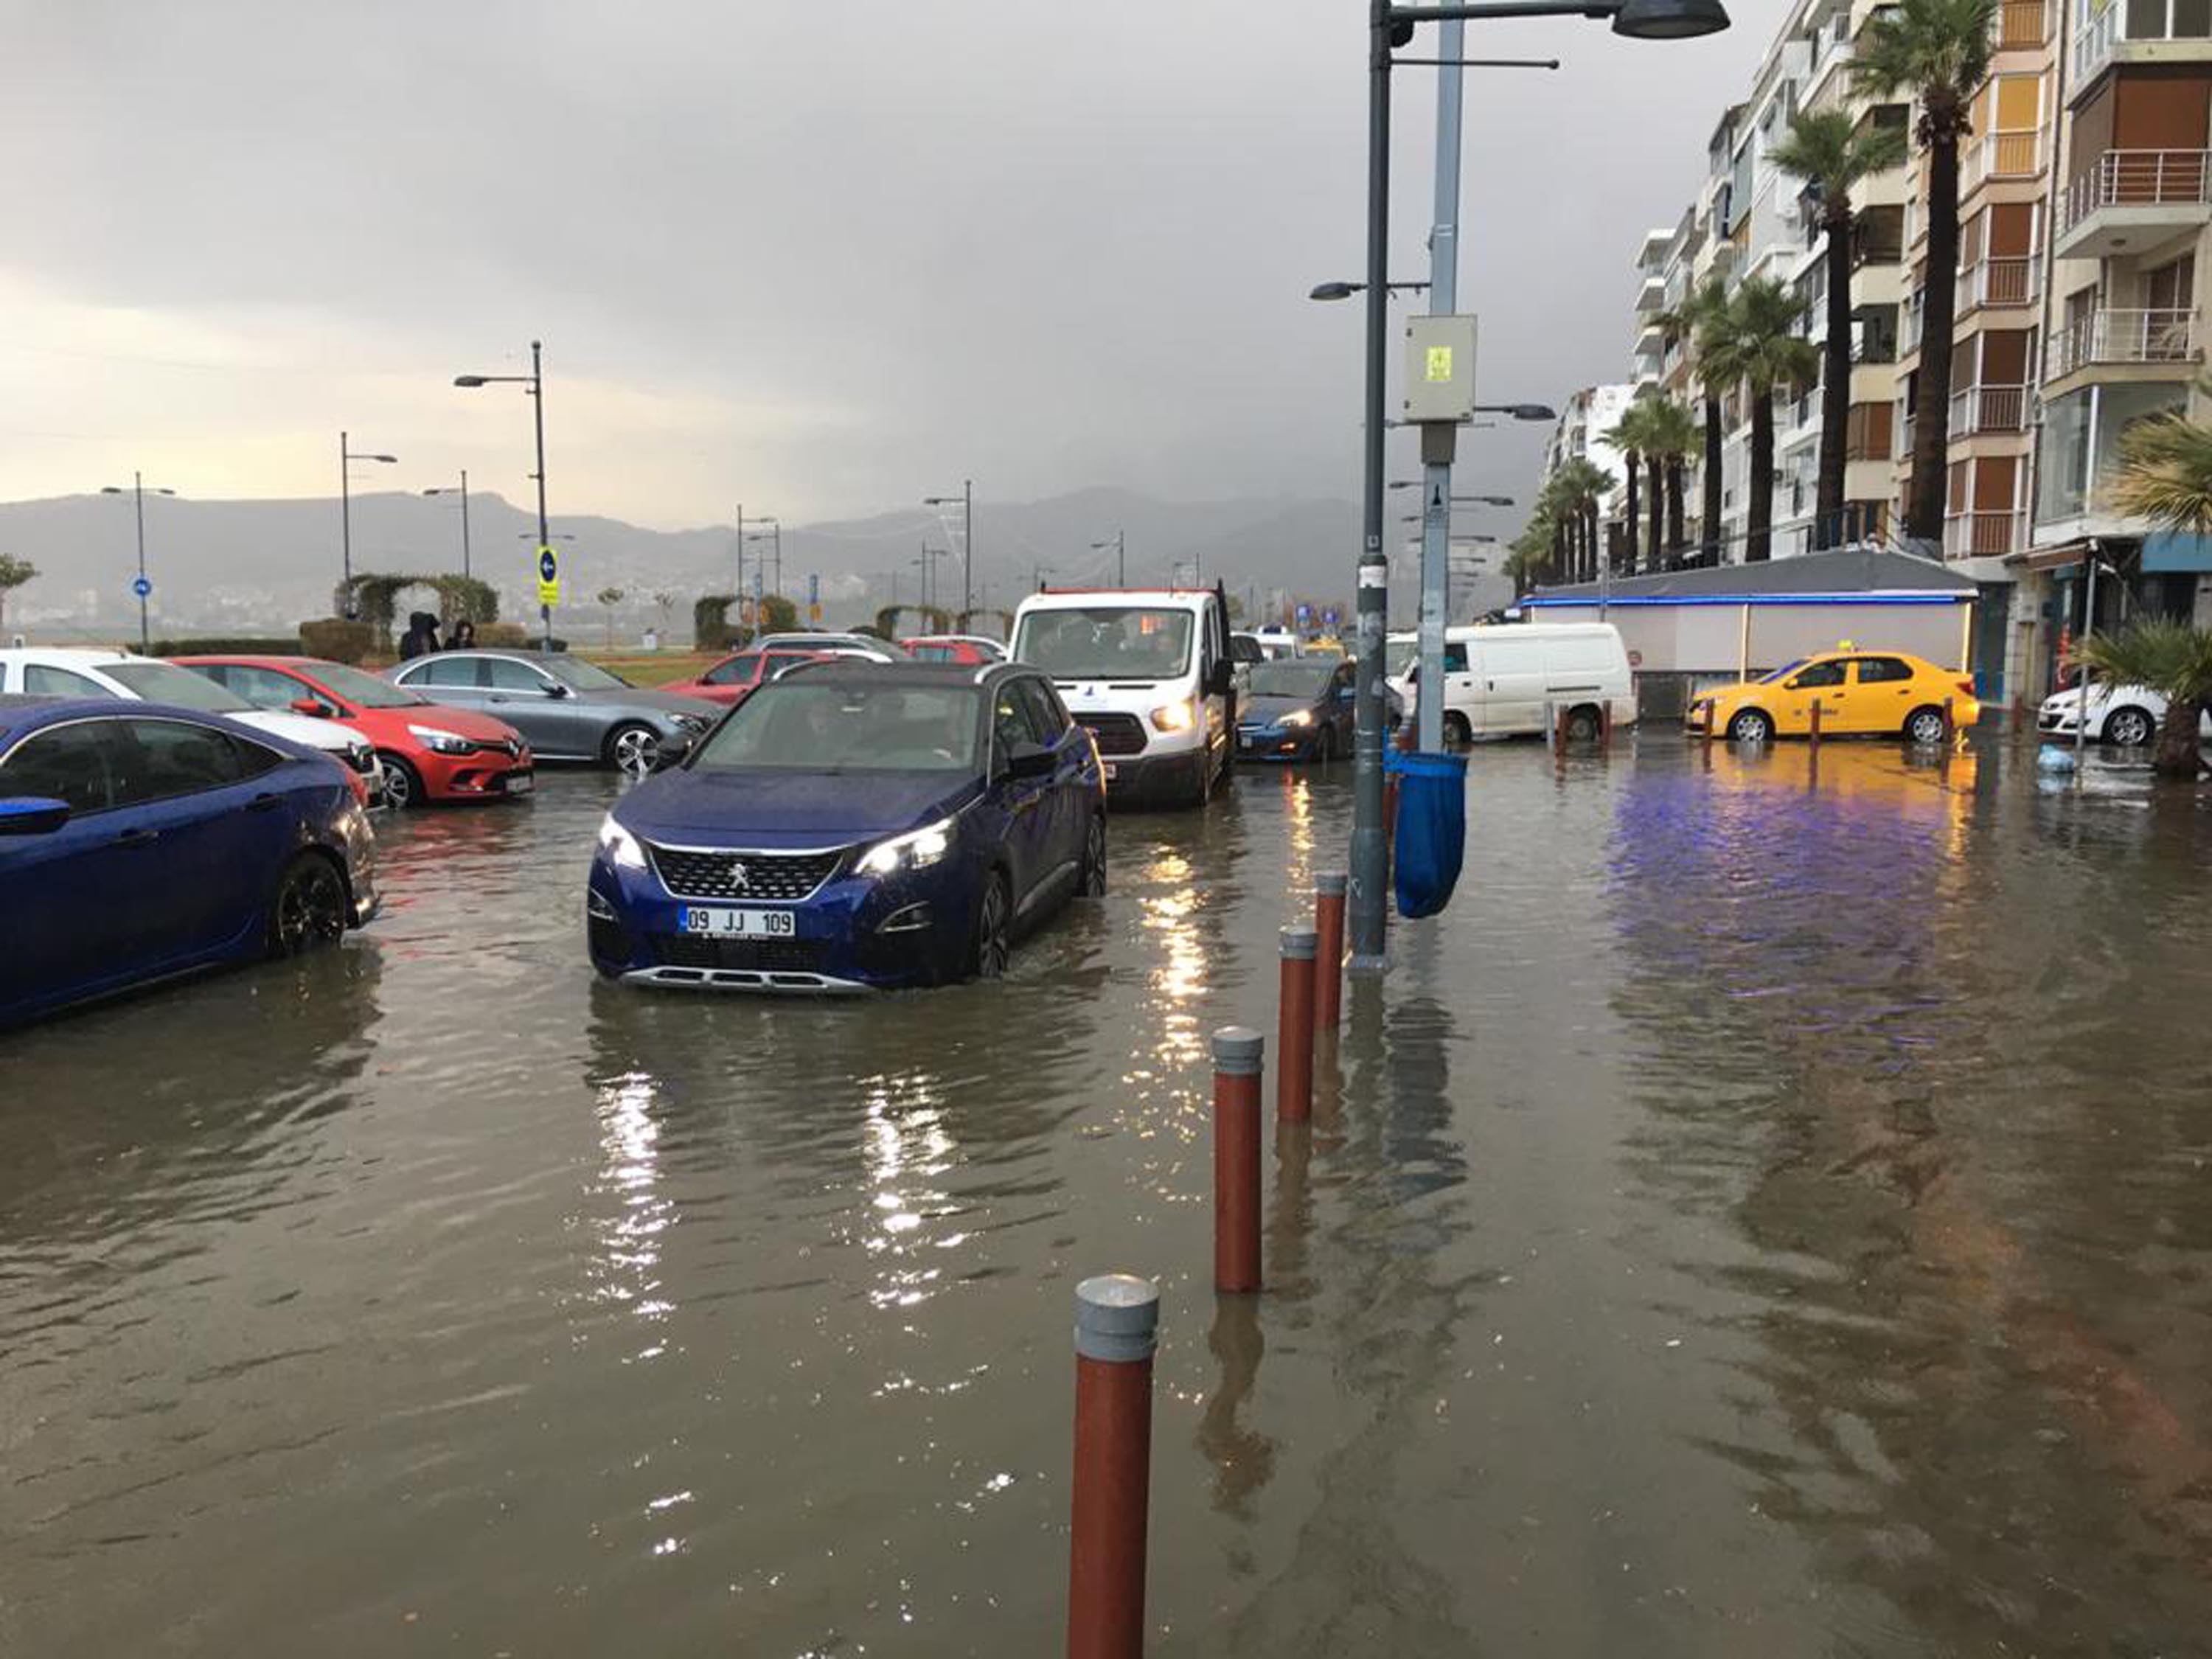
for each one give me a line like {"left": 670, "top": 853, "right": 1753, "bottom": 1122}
{"left": 299, "top": 619, "right": 378, "bottom": 664}
{"left": 150, "top": 636, "right": 301, "bottom": 657}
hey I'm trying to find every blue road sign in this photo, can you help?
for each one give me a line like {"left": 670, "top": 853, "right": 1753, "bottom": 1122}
{"left": 1323, "top": 608, "right": 1339, "bottom": 626}
{"left": 1295, "top": 603, "right": 1312, "bottom": 622}
{"left": 131, "top": 575, "right": 152, "bottom": 599}
{"left": 807, "top": 572, "right": 819, "bottom": 605}
{"left": 538, "top": 547, "right": 559, "bottom": 584}
{"left": 752, "top": 570, "right": 764, "bottom": 598}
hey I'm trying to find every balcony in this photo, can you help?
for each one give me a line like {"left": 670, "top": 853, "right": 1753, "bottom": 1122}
{"left": 1997, "top": 0, "right": 2050, "bottom": 46}
{"left": 2053, "top": 149, "right": 2212, "bottom": 259}
{"left": 1948, "top": 383, "right": 2030, "bottom": 437}
{"left": 1943, "top": 509, "right": 2025, "bottom": 557}
{"left": 2046, "top": 307, "right": 2201, "bottom": 378}
{"left": 1956, "top": 254, "right": 2041, "bottom": 313}
{"left": 1961, "top": 128, "right": 2045, "bottom": 193}
{"left": 2073, "top": 2, "right": 2212, "bottom": 94}
{"left": 1635, "top": 275, "right": 1667, "bottom": 312}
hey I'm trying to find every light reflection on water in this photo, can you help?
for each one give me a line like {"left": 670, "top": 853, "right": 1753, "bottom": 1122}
{"left": 2, "top": 737, "right": 2208, "bottom": 1655}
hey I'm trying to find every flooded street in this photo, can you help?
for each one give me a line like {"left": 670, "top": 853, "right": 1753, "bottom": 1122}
{"left": 4, "top": 734, "right": 2211, "bottom": 1655}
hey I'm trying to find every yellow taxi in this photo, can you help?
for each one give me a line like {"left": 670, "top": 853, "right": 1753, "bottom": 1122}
{"left": 1687, "top": 649, "right": 1979, "bottom": 745}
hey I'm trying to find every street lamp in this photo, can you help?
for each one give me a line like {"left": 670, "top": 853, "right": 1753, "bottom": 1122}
{"left": 923, "top": 481, "right": 973, "bottom": 622}
{"left": 1475, "top": 402, "right": 1558, "bottom": 421}
{"left": 1342, "top": 0, "right": 1727, "bottom": 971}
{"left": 1034, "top": 562, "right": 1054, "bottom": 593}
{"left": 99, "top": 473, "right": 175, "bottom": 652}
{"left": 453, "top": 339, "right": 550, "bottom": 650}
{"left": 1309, "top": 280, "right": 1430, "bottom": 301}
{"left": 912, "top": 543, "right": 947, "bottom": 614}
{"left": 1388, "top": 481, "right": 1515, "bottom": 507}
{"left": 1090, "top": 531, "right": 1126, "bottom": 585}
{"left": 422, "top": 470, "right": 472, "bottom": 580}
{"left": 338, "top": 433, "right": 397, "bottom": 611}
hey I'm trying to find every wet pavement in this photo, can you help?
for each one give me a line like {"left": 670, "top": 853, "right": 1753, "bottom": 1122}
{"left": 4, "top": 732, "right": 2210, "bottom": 1655}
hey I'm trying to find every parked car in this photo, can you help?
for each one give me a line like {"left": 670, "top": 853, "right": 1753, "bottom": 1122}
{"left": 1688, "top": 650, "right": 1979, "bottom": 744}
{"left": 175, "top": 655, "right": 535, "bottom": 808}
{"left": 0, "top": 696, "right": 378, "bottom": 1026}
{"left": 1236, "top": 655, "right": 1357, "bottom": 762}
{"left": 386, "top": 649, "right": 715, "bottom": 772}
{"left": 0, "top": 647, "right": 380, "bottom": 804}
{"left": 659, "top": 647, "right": 834, "bottom": 708}
{"left": 900, "top": 635, "right": 1004, "bottom": 664}
{"left": 1389, "top": 623, "right": 1637, "bottom": 744}
{"left": 2037, "top": 679, "right": 2212, "bottom": 747}
{"left": 588, "top": 662, "right": 1105, "bottom": 991}
{"left": 754, "top": 631, "right": 912, "bottom": 662}
{"left": 1010, "top": 585, "right": 1237, "bottom": 807}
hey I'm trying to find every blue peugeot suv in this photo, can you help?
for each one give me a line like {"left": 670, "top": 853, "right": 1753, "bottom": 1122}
{"left": 587, "top": 662, "right": 1106, "bottom": 990}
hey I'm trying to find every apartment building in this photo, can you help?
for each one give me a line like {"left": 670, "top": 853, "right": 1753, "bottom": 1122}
{"left": 2025, "top": 0, "right": 2212, "bottom": 689}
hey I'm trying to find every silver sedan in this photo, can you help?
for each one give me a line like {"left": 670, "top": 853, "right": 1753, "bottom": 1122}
{"left": 387, "top": 650, "right": 715, "bottom": 771}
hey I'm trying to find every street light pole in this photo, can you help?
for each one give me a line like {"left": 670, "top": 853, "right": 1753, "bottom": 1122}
{"left": 1091, "top": 529, "right": 1126, "bottom": 585}
{"left": 338, "top": 432, "right": 397, "bottom": 616}
{"left": 424, "top": 471, "right": 473, "bottom": 579}
{"left": 925, "top": 481, "right": 974, "bottom": 624}
{"left": 1416, "top": 11, "right": 1466, "bottom": 756}
{"left": 453, "top": 339, "right": 549, "bottom": 650}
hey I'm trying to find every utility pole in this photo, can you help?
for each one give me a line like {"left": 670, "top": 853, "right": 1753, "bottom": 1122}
{"left": 530, "top": 340, "right": 549, "bottom": 653}
{"left": 1415, "top": 13, "right": 1465, "bottom": 754}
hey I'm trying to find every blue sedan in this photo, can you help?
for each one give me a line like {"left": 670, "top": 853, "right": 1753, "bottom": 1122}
{"left": 588, "top": 662, "right": 1106, "bottom": 990}
{"left": 0, "top": 697, "right": 378, "bottom": 1026}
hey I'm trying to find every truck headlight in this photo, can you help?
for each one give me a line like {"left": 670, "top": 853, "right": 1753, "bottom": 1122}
{"left": 1150, "top": 700, "right": 1194, "bottom": 733}
{"left": 858, "top": 816, "right": 953, "bottom": 877}
{"left": 408, "top": 723, "right": 476, "bottom": 756}
{"left": 597, "top": 813, "right": 647, "bottom": 872}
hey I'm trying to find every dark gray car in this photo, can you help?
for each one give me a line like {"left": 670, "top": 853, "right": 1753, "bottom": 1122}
{"left": 386, "top": 650, "right": 715, "bottom": 771}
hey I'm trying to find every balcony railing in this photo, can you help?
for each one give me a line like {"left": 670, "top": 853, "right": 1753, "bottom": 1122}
{"left": 2075, "top": 4, "right": 2212, "bottom": 83}
{"left": 2074, "top": 5, "right": 2117, "bottom": 80}
{"left": 1948, "top": 383, "right": 2029, "bottom": 437}
{"left": 2047, "top": 307, "right": 2200, "bottom": 377}
{"left": 2058, "top": 148, "right": 2212, "bottom": 237}
{"left": 1956, "top": 254, "right": 2040, "bottom": 312}
{"left": 1997, "top": 0, "right": 2049, "bottom": 46}
{"left": 1963, "top": 128, "right": 2044, "bottom": 190}
{"left": 1943, "top": 509, "right": 2025, "bottom": 557}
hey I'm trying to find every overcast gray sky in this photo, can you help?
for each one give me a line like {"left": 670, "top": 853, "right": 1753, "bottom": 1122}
{"left": 1, "top": 1, "right": 1773, "bottom": 529}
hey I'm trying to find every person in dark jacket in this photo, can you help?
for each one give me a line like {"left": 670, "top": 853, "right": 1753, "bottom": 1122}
{"left": 449, "top": 619, "right": 477, "bottom": 650}
{"left": 397, "top": 611, "right": 442, "bottom": 660}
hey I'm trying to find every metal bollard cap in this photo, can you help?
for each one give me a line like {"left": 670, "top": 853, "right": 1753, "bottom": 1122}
{"left": 1314, "top": 871, "right": 1348, "bottom": 897}
{"left": 1211, "top": 1025, "right": 1264, "bottom": 1075}
{"left": 1279, "top": 926, "right": 1318, "bottom": 961}
{"left": 1074, "top": 1273, "right": 1159, "bottom": 1363}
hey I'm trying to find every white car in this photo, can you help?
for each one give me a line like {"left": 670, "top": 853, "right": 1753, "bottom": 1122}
{"left": 2037, "top": 680, "right": 2212, "bottom": 748}
{"left": 0, "top": 648, "right": 383, "bottom": 799}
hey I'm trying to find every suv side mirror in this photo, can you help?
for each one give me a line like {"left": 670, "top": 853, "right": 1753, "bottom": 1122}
{"left": 0, "top": 796, "right": 71, "bottom": 837}
{"left": 1004, "top": 741, "right": 1057, "bottom": 781}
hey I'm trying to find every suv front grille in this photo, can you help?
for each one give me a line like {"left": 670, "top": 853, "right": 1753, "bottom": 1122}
{"left": 1075, "top": 712, "right": 1147, "bottom": 756}
{"left": 650, "top": 934, "right": 829, "bottom": 973}
{"left": 645, "top": 843, "right": 844, "bottom": 902}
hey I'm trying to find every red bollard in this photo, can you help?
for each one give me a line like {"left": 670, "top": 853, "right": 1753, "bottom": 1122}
{"left": 1599, "top": 703, "right": 1613, "bottom": 757}
{"left": 1312, "top": 872, "right": 1346, "bottom": 1032}
{"left": 1211, "top": 1026, "right": 1263, "bottom": 1295}
{"left": 1277, "top": 928, "right": 1315, "bottom": 1125}
{"left": 1942, "top": 695, "right": 1955, "bottom": 741}
{"left": 1068, "top": 1273, "right": 1159, "bottom": 1659}
{"left": 1808, "top": 699, "right": 1823, "bottom": 751}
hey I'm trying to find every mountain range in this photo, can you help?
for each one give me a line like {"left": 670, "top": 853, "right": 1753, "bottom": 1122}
{"left": 0, "top": 486, "right": 1408, "bottom": 641}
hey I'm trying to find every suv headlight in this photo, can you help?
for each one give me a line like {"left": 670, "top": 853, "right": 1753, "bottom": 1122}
{"left": 1279, "top": 709, "right": 1312, "bottom": 728}
{"left": 1150, "top": 700, "right": 1194, "bottom": 733}
{"left": 598, "top": 813, "right": 647, "bottom": 872}
{"left": 858, "top": 816, "right": 953, "bottom": 877}
{"left": 407, "top": 723, "right": 476, "bottom": 756}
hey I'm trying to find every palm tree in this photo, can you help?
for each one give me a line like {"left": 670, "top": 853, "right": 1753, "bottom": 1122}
{"left": 2074, "top": 401, "right": 2212, "bottom": 776}
{"left": 1604, "top": 400, "right": 1657, "bottom": 571}
{"left": 1772, "top": 108, "right": 1909, "bottom": 549}
{"left": 2077, "top": 619, "right": 2212, "bottom": 778}
{"left": 1655, "top": 276, "right": 1731, "bottom": 563}
{"left": 1856, "top": 0, "right": 1997, "bottom": 546}
{"left": 1565, "top": 459, "right": 1615, "bottom": 582}
{"left": 1640, "top": 400, "right": 1701, "bottom": 567}
{"left": 1703, "top": 277, "right": 1820, "bottom": 563}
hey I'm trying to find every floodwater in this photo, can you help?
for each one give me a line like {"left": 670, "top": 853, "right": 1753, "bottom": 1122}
{"left": 4, "top": 732, "right": 2210, "bottom": 1656}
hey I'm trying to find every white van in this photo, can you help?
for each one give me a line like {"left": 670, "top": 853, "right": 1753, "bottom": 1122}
{"left": 1388, "top": 623, "right": 1636, "bottom": 742}
{"left": 1010, "top": 587, "right": 1235, "bottom": 807}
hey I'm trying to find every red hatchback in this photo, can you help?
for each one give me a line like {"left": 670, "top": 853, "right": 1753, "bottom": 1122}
{"left": 176, "top": 655, "right": 535, "bottom": 809}
{"left": 900, "top": 635, "right": 1003, "bottom": 665}
{"left": 663, "top": 646, "right": 834, "bottom": 707}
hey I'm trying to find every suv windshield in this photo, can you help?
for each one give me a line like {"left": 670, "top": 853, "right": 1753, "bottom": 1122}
{"left": 106, "top": 661, "right": 254, "bottom": 712}
{"left": 1014, "top": 608, "right": 1194, "bottom": 679}
{"left": 308, "top": 661, "right": 424, "bottom": 709}
{"left": 692, "top": 682, "right": 981, "bottom": 773}
{"left": 542, "top": 655, "right": 630, "bottom": 691}
{"left": 1248, "top": 661, "right": 1335, "bottom": 698}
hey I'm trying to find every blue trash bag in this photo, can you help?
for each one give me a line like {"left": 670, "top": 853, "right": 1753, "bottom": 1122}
{"left": 1388, "top": 749, "right": 1468, "bottom": 919}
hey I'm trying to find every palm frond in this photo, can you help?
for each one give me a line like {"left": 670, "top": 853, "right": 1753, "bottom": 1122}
{"left": 2107, "top": 409, "right": 2212, "bottom": 534}
{"left": 2076, "top": 616, "right": 2212, "bottom": 705}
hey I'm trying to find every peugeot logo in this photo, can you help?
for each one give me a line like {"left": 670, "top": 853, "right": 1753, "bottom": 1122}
{"left": 726, "top": 859, "right": 751, "bottom": 892}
